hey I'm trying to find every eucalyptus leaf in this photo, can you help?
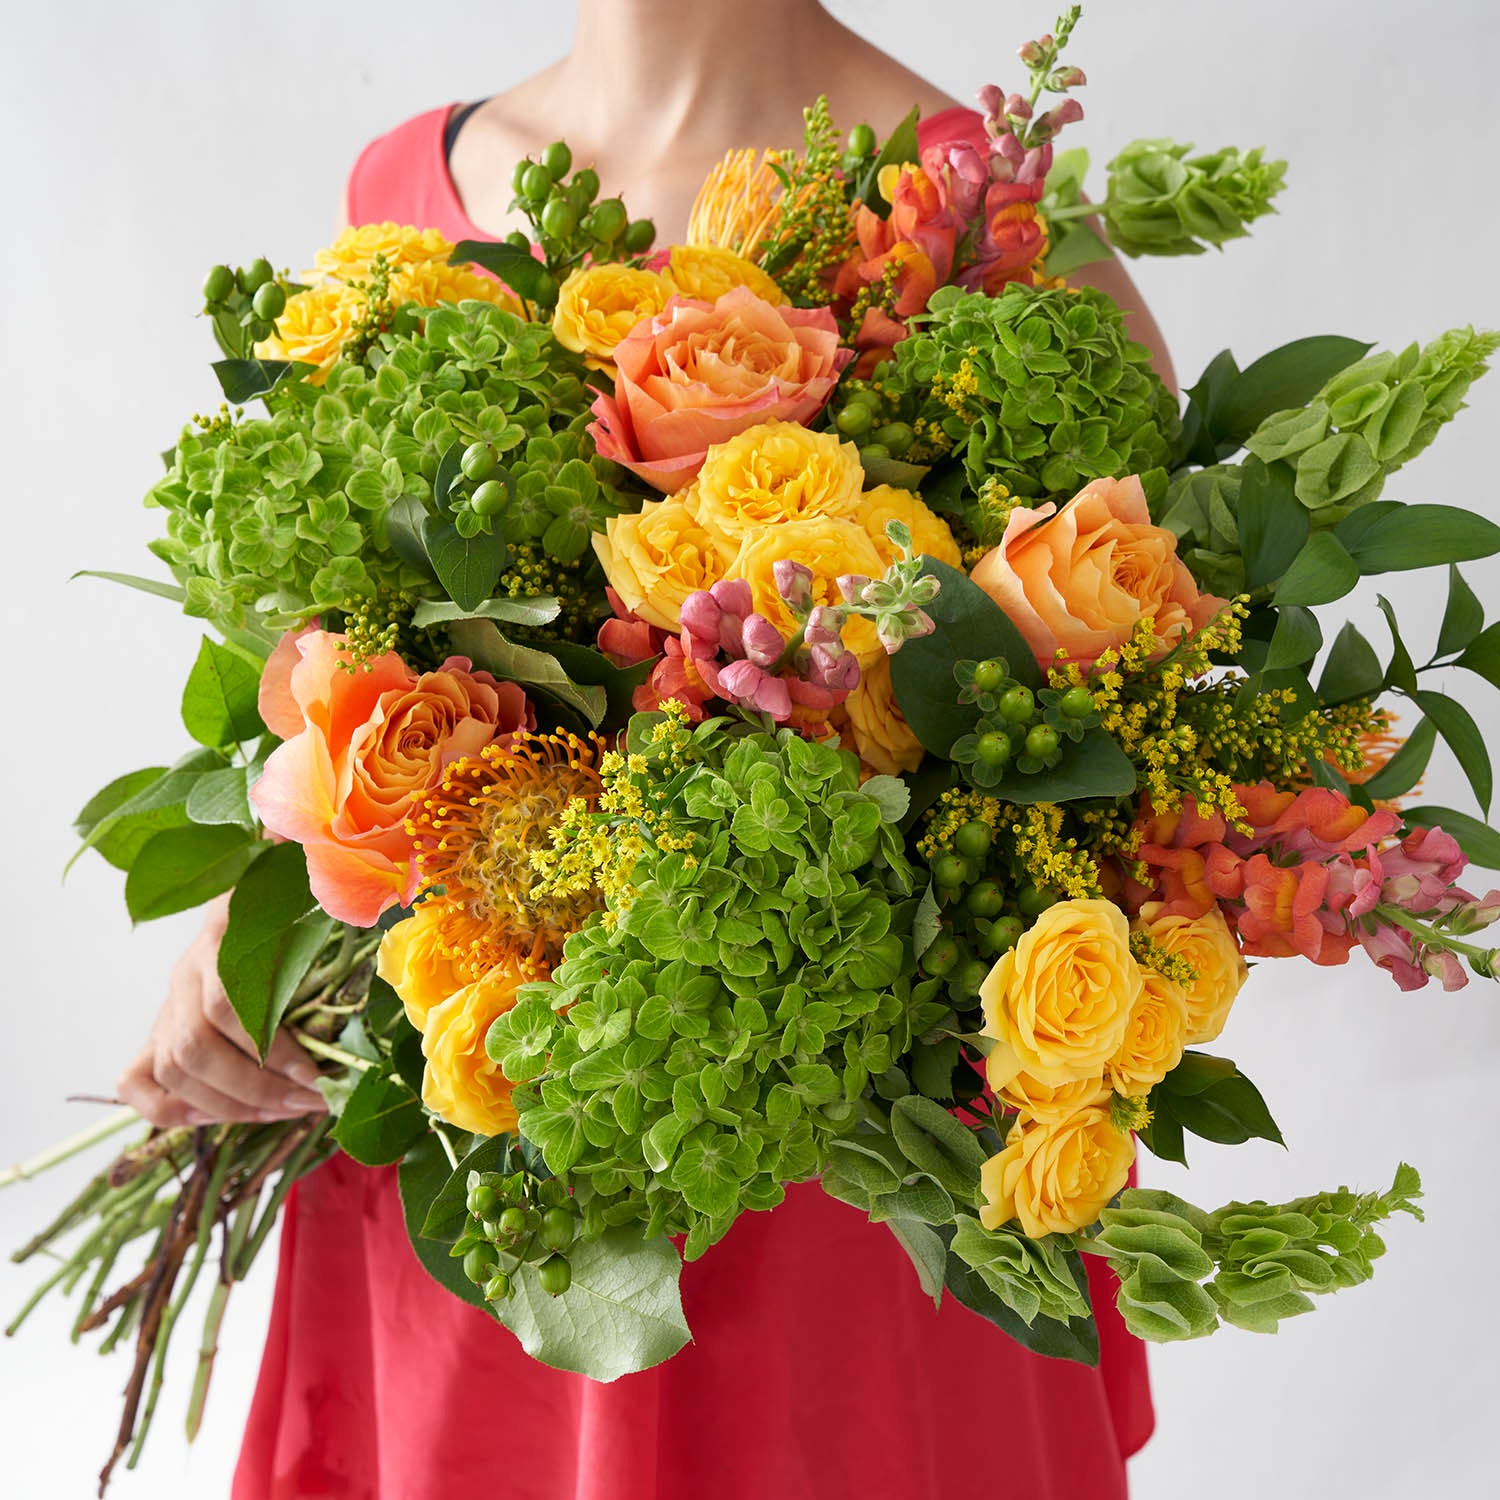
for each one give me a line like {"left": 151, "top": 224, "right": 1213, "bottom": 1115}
{"left": 1336, "top": 502, "right": 1500, "bottom": 575}
{"left": 446, "top": 618, "right": 608, "bottom": 725}
{"left": 1273, "top": 532, "right": 1359, "bottom": 606}
{"left": 1216, "top": 336, "right": 1372, "bottom": 452}
{"left": 1317, "top": 622, "right": 1384, "bottom": 703}
{"left": 411, "top": 595, "right": 562, "bottom": 629}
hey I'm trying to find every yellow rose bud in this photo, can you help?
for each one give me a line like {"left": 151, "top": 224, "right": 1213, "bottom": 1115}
{"left": 692, "top": 421, "right": 865, "bottom": 548}
{"left": 668, "top": 244, "right": 787, "bottom": 306}
{"left": 593, "top": 493, "right": 735, "bottom": 632}
{"left": 1105, "top": 966, "right": 1189, "bottom": 1098}
{"left": 375, "top": 900, "right": 487, "bottom": 1030}
{"left": 389, "top": 260, "right": 520, "bottom": 314}
{"left": 980, "top": 1106, "right": 1137, "bottom": 1237}
{"left": 861, "top": 484, "right": 962, "bottom": 569}
{"left": 552, "top": 264, "right": 674, "bottom": 365}
{"left": 834, "top": 653, "right": 924, "bottom": 775}
{"left": 1133, "top": 902, "right": 1249, "bottom": 1045}
{"left": 419, "top": 959, "right": 529, "bottom": 1137}
{"left": 996, "top": 1070, "right": 1112, "bottom": 1124}
{"left": 980, "top": 897, "right": 1142, "bottom": 1090}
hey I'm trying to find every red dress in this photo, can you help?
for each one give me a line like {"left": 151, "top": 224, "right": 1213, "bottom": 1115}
{"left": 233, "top": 104, "right": 1154, "bottom": 1500}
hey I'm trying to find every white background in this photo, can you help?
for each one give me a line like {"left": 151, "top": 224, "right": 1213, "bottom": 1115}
{"left": 2, "top": 1, "right": 1498, "bottom": 1495}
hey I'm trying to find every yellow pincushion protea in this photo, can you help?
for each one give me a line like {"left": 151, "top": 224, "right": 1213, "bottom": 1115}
{"left": 687, "top": 148, "right": 787, "bottom": 260}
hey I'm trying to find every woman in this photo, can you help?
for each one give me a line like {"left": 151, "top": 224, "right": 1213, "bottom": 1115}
{"left": 118, "top": 3, "right": 1171, "bottom": 1494}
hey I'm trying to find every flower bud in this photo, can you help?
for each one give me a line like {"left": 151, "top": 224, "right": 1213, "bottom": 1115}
{"left": 1051, "top": 66, "right": 1087, "bottom": 89}
{"left": 1003, "top": 93, "right": 1033, "bottom": 121}
{"left": 804, "top": 604, "right": 848, "bottom": 650}
{"left": 837, "top": 573, "right": 874, "bottom": 605}
{"left": 1052, "top": 98, "right": 1085, "bottom": 128}
{"left": 977, "top": 83, "right": 1005, "bottom": 118}
{"left": 1421, "top": 948, "right": 1469, "bottom": 991}
{"left": 679, "top": 589, "right": 721, "bottom": 643}
{"left": 773, "top": 559, "right": 815, "bottom": 612}
{"left": 807, "top": 644, "right": 861, "bottom": 693}
{"left": 1447, "top": 889, "right": 1500, "bottom": 935}
{"left": 741, "top": 613, "right": 787, "bottom": 669}
{"left": 1018, "top": 40, "right": 1044, "bottom": 64}
{"left": 719, "top": 660, "right": 793, "bottom": 720}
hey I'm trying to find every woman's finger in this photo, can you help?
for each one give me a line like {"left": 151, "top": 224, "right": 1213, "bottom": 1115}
{"left": 156, "top": 1023, "right": 326, "bottom": 1120}
{"left": 117, "top": 1054, "right": 212, "bottom": 1130}
{"left": 201, "top": 967, "right": 324, "bottom": 1092}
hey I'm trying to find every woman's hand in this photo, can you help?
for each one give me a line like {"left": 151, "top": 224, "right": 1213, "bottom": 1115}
{"left": 116, "top": 894, "right": 329, "bottom": 1129}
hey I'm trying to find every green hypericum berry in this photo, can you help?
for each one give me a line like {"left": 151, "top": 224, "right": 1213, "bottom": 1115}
{"left": 505, "top": 229, "right": 531, "bottom": 252}
{"left": 921, "top": 934, "right": 960, "bottom": 977}
{"left": 622, "top": 218, "right": 656, "bottom": 254}
{"left": 1060, "top": 685, "right": 1094, "bottom": 719}
{"left": 1025, "top": 725, "right": 1059, "bottom": 759}
{"left": 539, "top": 1207, "right": 575, "bottom": 1253}
{"left": 461, "top": 441, "right": 499, "bottom": 482}
{"left": 202, "top": 264, "right": 235, "bottom": 304}
{"left": 965, "top": 880, "right": 1005, "bottom": 919}
{"left": 542, "top": 141, "right": 573, "bottom": 180}
{"left": 498, "top": 1205, "right": 528, "bottom": 1239}
{"left": 954, "top": 957, "right": 991, "bottom": 996}
{"left": 521, "top": 163, "right": 553, "bottom": 202}
{"left": 589, "top": 198, "right": 627, "bottom": 242}
{"left": 251, "top": 282, "right": 286, "bottom": 321}
{"left": 871, "top": 422, "right": 914, "bottom": 457}
{"left": 859, "top": 443, "right": 891, "bottom": 465}
{"left": 484, "top": 1272, "right": 513, "bottom": 1302}
{"left": 999, "top": 686, "right": 1036, "bottom": 723}
{"left": 972, "top": 658, "right": 1007, "bottom": 693}
{"left": 985, "top": 915, "right": 1024, "bottom": 954}
{"left": 512, "top": 159, "right": 532, "bottom": 195}
{"left": 467, "top": 1183, "right": 498, "bottom": 1218}
{"left": 537, "top": 1255, "right": 572, "bottom": 1296}
{"left": 836, "top": 403, "right": 874, "bottom": 437}
{"left": 1017, "top": 884, "right": 1055, "bottom": 917}
{"left": 954, "top": 819, "right": 993, "bottom": 860}
{"left": 541, "top": 197, "right": 578, "bottom": 239}
{"left": 481, "top": 1218, "right": 501, "bottom": 1240}
{"left": 573, "top": 167, "right": 600, "bottom": 202}
{"left": 470, "top": 478, "right": 508, "bottom": 516}
{"left": 931, "top": 853, "right": 970, "bottom": 890}
{"left": 463, "top": 1244, "right": 498, "bottom": 1283}
{"left": 977, "top": 731, "right": 1012, "bottom": 767}
{"left": 848, "top": 123, "right": 877, "bottom": 157}
{"left": 239, "top": 257, "right": 274, "bottom": 294}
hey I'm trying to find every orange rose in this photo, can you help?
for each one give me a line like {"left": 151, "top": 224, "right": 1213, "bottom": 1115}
{"left": 588, "top": 287, "right": 853, "bottom": 494}
{"left": 970, "top": 475, "right": 1226, "bottom": 669}
{"left": 250, "top": 628, "right": 533, "bottom": 926}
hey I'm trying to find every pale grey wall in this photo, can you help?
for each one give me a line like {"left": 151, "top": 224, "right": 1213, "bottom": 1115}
{"left": 2, "top": 2, "right": 1497, "bottom": 1495}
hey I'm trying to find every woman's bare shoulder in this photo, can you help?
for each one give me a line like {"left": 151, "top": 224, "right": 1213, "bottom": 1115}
{"left": 825, "top": 30, "right": 968, "bottom": 133}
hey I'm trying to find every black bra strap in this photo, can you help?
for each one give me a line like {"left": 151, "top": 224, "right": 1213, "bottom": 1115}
{"left": 443, "top": 99, "right": 489, "bottom": 163}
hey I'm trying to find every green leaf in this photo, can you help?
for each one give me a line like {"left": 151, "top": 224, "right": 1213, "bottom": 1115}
{"left": 421, "top": 515, "right": 509, "bottom": 613}
{"left": 1273, "top": 532, "right": 1360, "bottom": 607}
{"left": 1402, "top": 806, "right": 1500, "bottom": 871}
{"left": 72, "top": 767, "right": 192, "bottom": 872}
{"left": 1410, "top": 691, "right": 1492, "bottom": 815}
{"left": 1164, "top": 1066, "right": 1284, "bottom": 1148}
{"left": 885, "top": 1217, "right": 948, "bottom": 1308}
{"left": 856, "top": 107, "right": 921, "bottom": 216}
{"left": 890, "top": 559, "right": 1043, "bottom": 756}
{"left": 1180, "top": 349, "right": 1240, "bottom": 466}
{"left": 1215, "top": 336, "right": 1373, "bottom": 451}
{"left": 211, "top": 358, "right": 308, "bottom": 404}
{"left": 1376, "top": 596, "right": 1418, "bottom": 693}
{"left": 978, "top": 727, "right": 1137, "bottom": 804}
{"left": 410, "top": 596, "right": 562, "bottom": 630}
{"left": 184, "top": 765, "right": 256, "bottom": 828}
{"left": 1436, "top": 567, "right": 1485, "bottom": 657}
{"left": 445, "top": 618, "right": 608, "bottom": 725}
{"left": 125, "top": 824, "right": 260, "bottom": 922}
{"left": 217, "top": 842, "right": 337, "bottom": 1056}
{"left": 1263, "top": 606, "right": 1322, "bottom": 672}
{"left": 385, "top": 495, "right": 435, "bottom": 577}
{"left": 1318, "top": 623, "right": 1384, "bottom": 703}
{"left": 495, "top": 1228, "right": 691, "bottom": 1380}
{"left": 333, "top": 1065, "right": 428, "bottom": 1166}
{"left": 181, "top": 636, "right": 265, "bottom": 748}
{"left": 1456, "top": 622, "right": 1500, "bottom": 690}
{"left": 419, "top": 1136, "right": 515, "bottom": 1242}
{"left": 1237, "top": 459, "right": 1308, "bottom": 589}
{"left": 1360, "top": 718, "right": 1436, "bottom": 800}
{"left": 889, "top": 1095, "right": 988, "bottom": 1199}
{"left": 1293, "top": 432, "right": 1380, "bottom": 510}
{"left": 450, "top": 240, "right": 559, "bottom": 309}
{"left": 1336, "top": 503, "right": 1500, "bottom": 575}
{"left": 1043, "top": 221, "right": 1114, "bottom": 279}
{"left": 71, "top": 569, "right": 186, "bottom": 604}
{"left": 399, "top": 1132, "right": 494, "bottom": 1314}
{"left": 544, "top": 640, "right": 659, "bottom": 725}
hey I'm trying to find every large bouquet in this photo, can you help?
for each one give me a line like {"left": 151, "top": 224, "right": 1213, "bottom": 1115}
{"left": 12, "top": 8, "right": 1500, "bottom": 1487}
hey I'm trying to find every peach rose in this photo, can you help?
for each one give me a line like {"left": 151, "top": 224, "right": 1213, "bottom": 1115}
{"left": 419, "top": 959, "right": 529, "bottom": 1136}
{"left": 1133, "top": 902, "right": 1250, "bottom": 1045}
{"left": 979, "top": 897, "right": 1143, "bottom": 1090}
{"left": 980, "top": 1107, "right": 1136, "bottom": 1237}
{"left": 250, "top": 629, "right": 533, "bottom": 926}
{"left": 1104, "top": 966, "right": 1189, "bottom": 1098}
{"left": 969, "top": 475, "right": 1226, "bottom": 670}
{"left": 587, "top": 290, "right": 854, "bottom": 494}
{"left": 593, "top": 496, "right": 736, "bottom": 633}
{"left": 376, "top": 899, "right": 487, "bottom": 1029}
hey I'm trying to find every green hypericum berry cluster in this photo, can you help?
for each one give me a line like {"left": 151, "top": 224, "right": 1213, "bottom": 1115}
{"left": 508, "top": 140, "right": 655, "bottom": 272}
{"left": 883, "top": 282, "right": 1180, "bottom": 503}
{"left": 488, "top": 725, "right": 941, "bottom": 1262}
{"left": 200, "top": 257, "right": 290, "bottom": 358}
{"left": 456, "top": 1168, "right": 581, "bottom": 1303}
{"left": 147, "top": 300, "right": 604, "bottom": 631}
{"left": 949, "top": 655, "right": 1098, "bottom": 786}
{"left": 833, "top": 381, "right": 918, "bottom": 471}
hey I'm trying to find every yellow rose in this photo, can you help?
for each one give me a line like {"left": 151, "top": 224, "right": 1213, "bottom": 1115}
{"left": 980, "top": 897, "right": 1142, "bottom": 1090}
{"left": 375, "top": 900, "right": 487, "bottom": 1029}
{"left": 1133, "top": 902, "right": 1249, "bottom": 1045}
{"left": 420, "top": 959, "right": 528, "bottom": 1136}
{"left": 861, "top": 485, "right": 962, "bottom": 569}
{"left": 723, "top": 513, "right": 888, "bottom": 663}
{"left": 312, "top": 222, "right": 454, "bottom": 279}
{"left": 552, "top": 264, "right": 674, "bottom": 365}
{"left": 253, "top": 284, "right": 364, "bottom": 382}
{"left": 667, "top": 244, "right": 787, "bottom": 306}
{"left": 594, "top": 494, "right": 735, "bottom": 632}
{"left": 390, "top": 260, "right": 520, "bottom": 313}
{"left": 692, "top": 421, "right": 866, "bottom": 547}
{"left": 980, "top": 1107, "right": 1137, "bottom": 1237}
{"left": 1105, "top": 966, "right": 1189, "bottom": 1098}
{"left": 997, "top": 1070, "right": 1112, "bottom": 1124}
{"left": 834, "top": 652, "right": 924, "bottom": 775}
